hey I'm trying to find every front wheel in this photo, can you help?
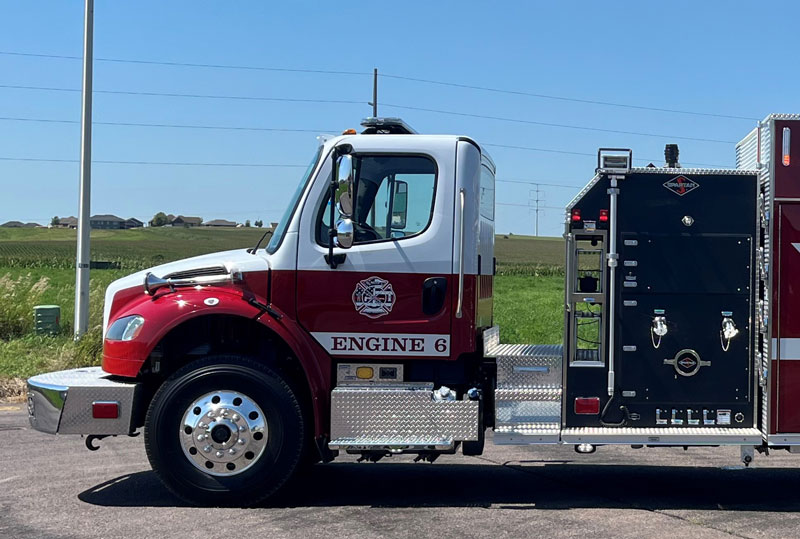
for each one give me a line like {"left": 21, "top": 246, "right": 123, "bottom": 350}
{"left": 144, "top": 356, "right": 305, "bottom": 506}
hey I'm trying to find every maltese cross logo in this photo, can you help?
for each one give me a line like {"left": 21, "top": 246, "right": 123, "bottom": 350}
{"left": 352, "top": 276, "right": 396, "bottom": 319}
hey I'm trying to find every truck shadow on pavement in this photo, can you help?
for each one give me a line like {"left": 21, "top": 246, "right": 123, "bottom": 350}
{"left": 79, "top": 460, "right": 800, "bottom": 511}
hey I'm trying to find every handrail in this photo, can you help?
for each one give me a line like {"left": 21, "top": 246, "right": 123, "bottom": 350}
{"left": 456, "top": 188, "right": 466, "bottom": 319}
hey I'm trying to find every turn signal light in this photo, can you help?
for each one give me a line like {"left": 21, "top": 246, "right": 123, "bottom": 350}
{"left": 571, "top": 209, "right": 582, "bottom": 222}
{"left": 342, "top": 128, "right": 357, "bottom": 135}
{"left": 599, "top": 209, "right": 609, "bottom": 223}
{"left": 575, "top": 397, "right": 600, "bottom": 415}
{"left": 92, "top": 401, "right": 119, "bottom": 419}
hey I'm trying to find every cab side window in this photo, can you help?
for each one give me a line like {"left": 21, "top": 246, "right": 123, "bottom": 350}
{"left": 318, "top": 154, "right": 436, "bottom": 245}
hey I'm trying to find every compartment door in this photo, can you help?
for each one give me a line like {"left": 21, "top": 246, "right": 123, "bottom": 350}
{"left": 777, "top": 204, "right": 800, "bottom": 432}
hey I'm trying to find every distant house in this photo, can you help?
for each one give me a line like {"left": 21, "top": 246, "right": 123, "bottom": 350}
{"left": 171, "top": 215, "right": 202, "bottom": 227}
{"left": 90, "top": 214, "right": 125, "bottom": 229}
{"left": 1, "top": 221, "right": 24, "bottom": 228}
{"left": 23, "top": 222, "right": 42, "bottom": 228}
{"left": 58, "top": 216, "right": 78, "bottom": 229}
{"left": 203, "top": 219, "right": 237, "bottom": 228}
{"left": 123, "top": 217, "right": 144, "bottom": 229}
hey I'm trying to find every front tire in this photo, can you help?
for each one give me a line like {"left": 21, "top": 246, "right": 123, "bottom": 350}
{"left": 144, "top": 355, "right": 305, "bottom": 506}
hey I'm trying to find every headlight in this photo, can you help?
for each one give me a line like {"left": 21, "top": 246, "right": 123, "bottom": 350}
{"left": 105, "top": 315, "right": 145, "bottom": 341}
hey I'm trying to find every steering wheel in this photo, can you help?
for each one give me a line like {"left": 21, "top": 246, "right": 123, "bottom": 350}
{"left": 354, "top": 221, "right": 380, "bottom": 242}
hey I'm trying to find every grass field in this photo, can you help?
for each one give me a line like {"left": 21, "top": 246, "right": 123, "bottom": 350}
{"left": 0, "top": 228, "right": 565, "bottom": 393}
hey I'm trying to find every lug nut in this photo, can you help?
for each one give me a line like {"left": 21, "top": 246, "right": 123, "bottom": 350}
{"left": 215, "top": 451, "right": 224, "bottom": 458}
{"left": 203, "top": 445, "right": 212, "bottom": 453}
{"left": 238, "top": 438, "right": 246, "bottom": 445}
{"left": 232, "top": 414, "right": 239, "bottom": 421}
{"left": 207, "top": 411, "right": 214, "bottom": 418}
{"left": 222, "top": 410, "right": 229, "bottom": 417}
{"left": 238, "top": 426, "right": 245, "bottom": 432}
{"left": 196, "top": 434, "right": 205, "bottom": 441}
{"left": 198, "top": 422, "right": 207, "bottom": 429}
{"left": 228, "top": 448, "right": 236, "bottom": 455}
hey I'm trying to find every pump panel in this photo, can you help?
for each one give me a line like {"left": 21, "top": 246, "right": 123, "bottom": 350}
{"left": 565, "top": 170, "right": 758, "bottom": 429}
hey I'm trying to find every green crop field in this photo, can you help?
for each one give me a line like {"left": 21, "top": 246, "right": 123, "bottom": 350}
{"left": 0, "top": 227, "right": 566, "bottom": 397}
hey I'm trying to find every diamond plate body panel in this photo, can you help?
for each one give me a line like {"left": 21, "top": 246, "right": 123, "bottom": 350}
{"left": 496, "top": 344, "right": 563, "bottom": 389}
{"left": 329, "top": 385, "right": 479, "bottom": 448}
{"left": 493, "top": 342, "right": 564, "bottom": 441}
{"left": 496, "top": 400, "right": 561, "bottom": 425}
{"left": 28, "top": 367, "right": 139, "bottom": 435}
{"left": 483, "top": 326, "right": 500, "bottom": 357}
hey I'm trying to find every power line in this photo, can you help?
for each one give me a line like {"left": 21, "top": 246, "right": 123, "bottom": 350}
{"left": 0, "top": 115, "right": 333, "bottom": 134}
{"left": 0, "top": 50, "right": 756, "bottom": 121}
{"left": 497, "top": 202, "right": 562, "bottom": 210}
{"left": 0, "top": 83, "right": 365, "bottom": 105}
{"left": 0, "top": 50, "right": 370, "bottom": 76}
{"left": 0, "top": 156, "right": 306, "bottom": 167}
{"left": 382, "top": 103, "right": 737, "bottom": 144}
{"left": 380, "top": 73, "right": 759, "bottom": 121}
{"left": 0, "top": 83, "right": 738, "bottom": 145}
{"left": 484, "top": 142, "right": 728, "bottom": 168}
{"left": 497, "top": 178, "right": 582, "bottom": 189}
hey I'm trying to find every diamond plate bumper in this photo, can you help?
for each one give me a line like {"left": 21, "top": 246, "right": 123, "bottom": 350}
{"left": 27, "top": 367, "right": 140, "bottom": 435}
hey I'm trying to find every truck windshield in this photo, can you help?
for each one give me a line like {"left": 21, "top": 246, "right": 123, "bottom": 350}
{"left": 266, "top": 145, "right": 324, "bottom": 254}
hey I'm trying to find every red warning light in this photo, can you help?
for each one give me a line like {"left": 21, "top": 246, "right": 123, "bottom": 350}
{"left": 599, "top": 209, "right": 609, "bottom": 223}
{"left": 571, "top": 209, "right": 582, "bottom": 222}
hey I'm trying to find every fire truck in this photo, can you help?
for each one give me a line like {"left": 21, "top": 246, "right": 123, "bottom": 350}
{"left": 26, "top": 114, "right": 800, "bottom": 506}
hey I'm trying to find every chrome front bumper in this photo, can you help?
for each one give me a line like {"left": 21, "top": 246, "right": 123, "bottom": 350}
{"left": 27, "top": 367, "right": 140, "bottom": 435}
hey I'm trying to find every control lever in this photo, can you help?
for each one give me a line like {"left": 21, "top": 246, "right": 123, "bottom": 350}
{"left": 720, "top": 311, "right": 739, "bottom": 352}
{"left": 651, "top": 309, "right": 667, "bottom": 349}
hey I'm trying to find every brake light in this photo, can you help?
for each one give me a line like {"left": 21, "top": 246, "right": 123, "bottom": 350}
{"left": 783, "top": 127, "right": 791, "bottom": 167}
{"left": 571, "top": 209, "right": 582, "bottom": 222}
{"left": 575, "top": 397, "right": 600, "bottom": 415}
{"left": 599, "top": 209, "right": 609, "bottom": 223}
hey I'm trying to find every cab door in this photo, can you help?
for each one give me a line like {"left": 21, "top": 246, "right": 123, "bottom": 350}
{"left": 776, "top": 203, "right": 800, "bottom": 432}
{"left": 295, "top": 140, "right": 457, "bottom": 360}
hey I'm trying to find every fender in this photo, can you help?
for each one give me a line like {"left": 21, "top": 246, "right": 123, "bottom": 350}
{"left": 103, "top": 285, "right": 332, "bottom": 437}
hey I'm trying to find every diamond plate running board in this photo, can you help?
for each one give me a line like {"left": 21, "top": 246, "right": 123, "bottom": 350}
{"left": 561, "top": 427, "right": 763, "bottom": 445}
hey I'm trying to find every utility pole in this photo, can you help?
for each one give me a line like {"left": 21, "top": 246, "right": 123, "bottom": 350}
{"left": 530, "top": 184, "right": 543, "bottom": 237}
{"left": 368, "top": 68, "right": 378, "bottom": 117}
{"left": 74, "top": 0, "right": 94, "bottom": 339}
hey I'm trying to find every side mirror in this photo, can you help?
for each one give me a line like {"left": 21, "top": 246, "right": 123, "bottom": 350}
{"left": 391, "top": 180, "right": 408, "bottom": 230}
{"left": 334, "top": 218, "right": 354, "bottom": 249}
{"left": 336, "top": 155, "right": 354, "bottom": 217}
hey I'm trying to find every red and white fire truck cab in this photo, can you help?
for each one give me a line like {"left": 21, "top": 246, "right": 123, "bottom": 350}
{"left": 25, "top": 115, "right": 800, "bottom": 506}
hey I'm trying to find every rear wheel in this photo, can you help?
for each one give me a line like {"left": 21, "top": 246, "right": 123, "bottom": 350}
{"left": 144, "top": 355, "right": 305, "bottom": 506}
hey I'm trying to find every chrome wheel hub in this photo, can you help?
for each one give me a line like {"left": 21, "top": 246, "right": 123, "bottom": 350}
{"left": 180, "top": 390, "right": 268, "bottom": 476}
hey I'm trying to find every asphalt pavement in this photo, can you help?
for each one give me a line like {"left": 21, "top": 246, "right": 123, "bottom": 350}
{"left": 3, "top": 402, "right": 800, "bottom": 538}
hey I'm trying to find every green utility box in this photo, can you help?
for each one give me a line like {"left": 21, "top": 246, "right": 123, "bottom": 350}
{"left": 34, "top": 305, "right": 61, "bottom": 335}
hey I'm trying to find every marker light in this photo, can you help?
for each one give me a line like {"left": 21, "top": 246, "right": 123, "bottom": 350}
{"left": 92, "top": 401, "right": 119, "bottom": 419}
{"left": 575, "top": 397, "right": 600, "bottom": 415}
{"left": 356, "top": 366, "right": 374, "bottom": 379}
{"left": 571, "top": 209, "right": 582, "bottom": 222}
{"left": 599, "top": 209, "right": 609, "bottom": 223}
{"left": 783, "top": 127, "right": 791, "bottom": 166}
{"left": 342, "top": 129, "right": 357, "bottom": 135}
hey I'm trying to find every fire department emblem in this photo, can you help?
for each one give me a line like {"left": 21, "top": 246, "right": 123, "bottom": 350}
{"left": 663, "top": 175, "right": 700, "bottom": 196}
{"left": 352, "top": 276, "right": 396, "bottom": 319}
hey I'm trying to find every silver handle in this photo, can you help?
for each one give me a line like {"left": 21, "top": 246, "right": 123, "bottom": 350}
{"left": 455, "top": 188, "right": 466, "bottom": 319}
{"left": 513, "top": 366, "right": 549, "bottom": 373}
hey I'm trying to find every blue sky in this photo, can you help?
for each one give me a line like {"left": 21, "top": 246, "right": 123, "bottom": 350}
{"left": 1, "top": 1, "right": 798, "bottom": 236}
